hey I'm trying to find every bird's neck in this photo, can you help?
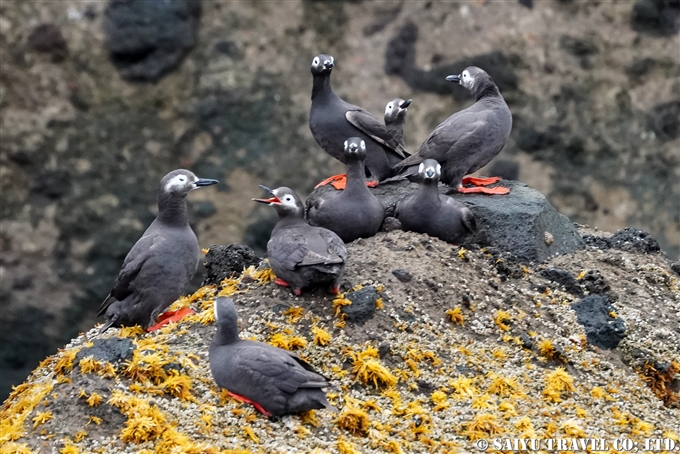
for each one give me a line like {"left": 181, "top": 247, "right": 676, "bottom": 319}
{"left": 344, "top": 159, "right": 369, "bottom": 195}
{"left": 415, "top": 180, "right": 441, "bottom": 206}
{"left": 386, "top": 124, "right": 404, "bottom": 147}
{"left": 213, "top": 322, "right": 240, "bottom": 346}
{"left": 273, "top": 214, "right": 307, "bottom": 233}
{"left": 476, "top": 84, "right": 501, "bottom": 102}
{"left": 157, "top": 192, "right": 189, "bottom": 227}
{"left": 312, "top": 74, "right": 333, "bottom": 100}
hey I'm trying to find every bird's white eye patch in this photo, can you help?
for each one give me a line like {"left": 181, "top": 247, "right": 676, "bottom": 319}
{"left": 436, "top": 163, "right": 442, "bottom": 174}
{"left": 329, "top": 56, "right": 334, "bottom": 64}
{"left": 284, "top": 195, "right": 294, "bottom": 203}
{"left": 344, "top": 140, "right": 348, "bottom": 149}
{"left": 418, "top": 163, "right": 425, "bottom": 174}
{"left": 360, "top": 140, "right": 366, "bottom": 151}
{"left": 165, "top": 174, "right": 190, "bottom": 192}
{"left": 462, "top": 70, "right": 469, "bottom": 79}
{"left": 213, "top": 302, "right": 219, "bottom": 322}
{"left": 313, "top": 57, "right": 320, "bottom": 66}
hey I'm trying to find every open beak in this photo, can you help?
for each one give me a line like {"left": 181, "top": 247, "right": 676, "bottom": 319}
{"left": 446, "top": 74, "right": 461, "bottom": 83}
{"left": 399, "top": 99, "right": 412, "bottom": 109}
{"left": 194, "top": 178, "right": 219, "bottom": 187}
{"left": 323, "top": 60, "right": 334, "bottom": 69}
{"left": 252, "top": 185, "right": 281, "bottom": 204}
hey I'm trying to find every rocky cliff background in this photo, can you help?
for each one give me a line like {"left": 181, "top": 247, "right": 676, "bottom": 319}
{"left": 1, "top": 0, "right": 678, "bottom": 400}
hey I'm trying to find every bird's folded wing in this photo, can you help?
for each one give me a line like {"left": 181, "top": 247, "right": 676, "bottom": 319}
{"left": 345, "top": 109, "right": 410, "bottom": 158}
{"left": 269, "top": 234, "right": 308, "bottom": 270}
{"left": 239, "top": 347, "right": 325, "bottom": 393}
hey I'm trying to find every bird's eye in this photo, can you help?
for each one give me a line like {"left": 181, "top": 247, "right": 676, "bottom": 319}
{"left": 463, "top": 71, "right": 469, "bottom": 79}
{"left": 179, "top": 176, "right": 186, "bottom": 182}
{"left": 387, "top": 104, "right": 393, "bottom": 110}
{"left": 285, "top": 196, "right": 292, "bottom": 202}
{"left": 313, "top": 57, "right": 319, "bottom": 66}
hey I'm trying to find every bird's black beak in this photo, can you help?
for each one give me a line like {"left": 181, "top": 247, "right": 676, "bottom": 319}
{"left": 194, "top": 178, "right": 219, "bottom": 187}
{"left": 348, "top": 143, "right": 359, "bottom": 153}
{"left": 399, "top": 99, "right": 412, "bottom": 109}
{"left": 446, "top": 74, "right": 461, "bottom": 83}
{"left": 252, "top": 185, "right": 281, "bottom": 204}
{"left": 424, "top": 169, "right": 436, "bottom": 179}
{"left": 323, "top": 60, "right": 334, "bottom": 69}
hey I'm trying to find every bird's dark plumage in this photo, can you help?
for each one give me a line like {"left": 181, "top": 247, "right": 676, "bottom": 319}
{"left": 307, "top": 138, "right": 385, "bottom": 243}
{"left": 384, "top": 98, "right": 412, "bottom": 149}
{"left": 254, "top": 186, "right": 346, "bottom": 295}
{"left": 395, "top": 159, "right": 476, "bottom": 244}
{"left": 309, "top": 54, "right": 410, "bottom": 183}
{"left": 97, "top": 169, "right": 218, "bottom": 332}
{"left": 394, "top": 66, "right": 512, "bottom": 192}
{"left": 209, "top": 297, "right": 332, "bottom": 417}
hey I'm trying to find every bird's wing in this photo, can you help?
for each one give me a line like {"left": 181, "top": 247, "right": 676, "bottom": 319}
{"left": 237, "top": 344, "right": 328, "bottom": 393}
{"left": 394, "top": 110, "right": 488, "bottom": 169}
{"left": 316, "top": 229, "right": 347, "bottom": 263}
{"left": 268, "top": 233, "right": 308, "bottom": 271}
{"left": 345, "top": 109, "right": 410, "bottom": 158}
{"left": 97, "top": 232, "right": 164, "bottom": 316}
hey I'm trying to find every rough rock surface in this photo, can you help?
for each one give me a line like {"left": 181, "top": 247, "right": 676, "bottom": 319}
{"left": 571, "top": 295, "right": 627, "bottom": 349}
{"left": 3, "top": 227, "right": 678, "bottom": 453}
{"left": 308, "top": 179, "right": 585, "bottom": 263}
{"left": 201, "top": 243, "right": 261, "bottom": 286}
{"left": 1, "top": 0, "right": 679, "bottom": 400}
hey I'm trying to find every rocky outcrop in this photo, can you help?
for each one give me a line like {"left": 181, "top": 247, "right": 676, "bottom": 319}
{"left": 2, "top": 227, "right": 678, "bottom": 453}
{"left": 1, "top": 0, "right": 678, "bottom": 401}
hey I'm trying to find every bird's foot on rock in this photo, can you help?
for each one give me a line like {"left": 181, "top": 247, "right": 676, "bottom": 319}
{"left": 315, "top": 174, "right": 347, "bottom": 190}
{"left": 366, "top": 179, "right": 378, "bottom": 188}
{"left": 147, "top": 307, "right": 195, "bottom": 332}
{"left": 227, "top": 391, "right": 273, "bottom": 417}
{"left": 457, "top": 185, "right": 510, "bottom": 195}
{"left": 462, "top": 176, "right": 501, "bottom": 186}
{"left": 275, "top": 278, "right": 302, "bottom": 296}
{"left": 330, "top": 286, "right": 340, "bottom": 295}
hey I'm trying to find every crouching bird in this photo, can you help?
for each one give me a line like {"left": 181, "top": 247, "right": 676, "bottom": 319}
{"left": 210, "top": 297, "right": 333, "bottom": 417}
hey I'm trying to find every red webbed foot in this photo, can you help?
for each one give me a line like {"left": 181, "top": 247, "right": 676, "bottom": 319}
{"left": 227, "top": 391, "right": 273, "bottom": 417}
{"left": 147, "top": 307, "right": 195, "bottom": 332}
{"left": 462, "top": 176, "right": 501, "bottom": 186}
{"left": 315, "top": 174, "right": 347, "bottom": 190}
{"left": 275, "top": 278, "right": 302, "bottom": 296}
{"left": 457, "top": 185, "right": 510, "bottom": 195}
{"left": 366, "top": 179, "right": 378, "bottom": 188}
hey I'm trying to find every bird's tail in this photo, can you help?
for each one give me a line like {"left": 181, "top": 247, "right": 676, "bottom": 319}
{"left": 382, "top": 165, "right": 419, "bottom": 184}
{"left": 98, "top": 319, "right": 116, "bottom": 335}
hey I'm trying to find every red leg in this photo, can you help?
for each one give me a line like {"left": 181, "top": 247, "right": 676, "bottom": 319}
{"left": 228, "top": 391, "right": 273, "bottom": 417}
{"left": 275, "top": 278, "right": 290, "bottom": 288}
{"left": 457, "top": 186, "right": 510, "bottom": 195}
{"left": 315, "top": 174, "right": 347, "bottom": 190}
{"left": 462, "top": 176, "right": 501, "bottom": 186}
{"left": 292, "top": 288, "right": 302, "bottom": 296}
{"left": 147, "top": 307, "right": 195, "bottom": 332}
{"left": 366, "top": 180, "right": 378, "bottom": 188}
{"left": 330, "top": 286, "right": 340, "bottom": 295}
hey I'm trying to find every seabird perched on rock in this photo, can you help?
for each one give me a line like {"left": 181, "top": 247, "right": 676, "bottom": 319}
{"left": 209, "top": 297, "right": 333, "bottom": 417}
{"left": 384, "top": 98, "right": 412, "bottom": 149}
{"left": 395, "top": 159, "right": 477, "bottom": 244}
{"left": 307, "top": 137, "right": 385, "bottom": 243}
{"left": 253, "top": 186, "right": 346, "bottom": 295}
{"left": 97, "top": 169, "right": 218, "bottom": 333}
{"left": 309, "top": 54, "right": 410, "bottom": 189}
{"left": 394, "top": 66, "right": 512, "bottom": 195}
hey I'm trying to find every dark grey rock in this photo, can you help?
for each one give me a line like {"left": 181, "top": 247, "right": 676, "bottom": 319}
{"left": 570, "top": 295, "right": 626, "bottom": 349}
{"left": 341, "top": 286, "right": 379, "bottom": 324}
{"left": 347, "top": 179, "right": 584, "bottom": 263}
{"left": 391, "top": 269, "right": 412, "bottom": 283}
{"left": 381, "top": 217, "right": 402, "bottom": 232}
{"left": 28, "top": 23, "right": 68, "bottom": 62}
{"left": 580, "top": 269, "right": 611, "bottom": 296}
{"left": 540, "top": 268, "right": 584, "bottom": 296}
{"left": 378, "top": 342, "right": 391, "bottom": 358}
{"left": 103, "top": 0, "right": 201, "bottom": 82}
{"left": 609, "top": 227, "right": 661, "bottom": 253}
{"left": 202, "top": 244, "right": 261, "bottom": 286}
{"left": 631, "top": 0, "right": 680, "bottom": 36}
{"left": 647, "top": 100, "right": 680, "bottom": 141}
{"left": 74, "top": 338, "right": 134, "bottom": 364}
{"left": 671, "top": 261, "right": 680, "bottom": 276}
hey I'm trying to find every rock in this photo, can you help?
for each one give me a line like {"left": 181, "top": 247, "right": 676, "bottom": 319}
{"left": 670, "top": 261, "right": 680, "bottom": 276}
{"left": 631, "top": 0, "right": 680, "bottom": 36}
{"left": 27, "top": 23, "right": 68, "bottom": 62}
{"left": 202, "top": 244, "right": 261, "bottom": 286}
{"left": 74, "top": 338, "right": 134, "bottom": 365}
{"left": 570, "top": 295, "right": 626, "bottom": 349}
{"left": 540, "top": 268, "right": 584, "bottom": 296}
{"left": 391, "top": 269, "right": 412, "bottom": 283}
{"left": 647, "top": 100, "right": 680, "bottom": 141}
{"left": 103, "top": 0, "right": 201, "bottom": 81}
{"left": 340, "top": 286, "right": 379, "bottom": 324}
{"left": 317, "top": 179, "right": 584, "bottom": 263}
{"left": 609, "top": 228, "right": 661, "bottom": 254}
{"left": 580, "top": 269, "right": 612, "bottom": 296}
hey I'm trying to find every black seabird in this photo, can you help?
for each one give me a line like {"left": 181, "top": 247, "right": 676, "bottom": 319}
{"left": 209, "top": 297, "right": 332, "bottom": 417}
{"left": 307, "top": 137, "right": 385, "bottom": 243}
{"left": 97, "top": 169, "right": 218, "bottom": 333}
{"left": 309, "top": 54, "right": 410, "bottom": 189}
{"left": 395, "top": 159, "right": 476, "bottom": 244}
{"left": 384, "top": 98, "right": 412, "bottom": 149}
{"left": 253, "top": 186, "right": 346, "bottom": 295}
{"left": 394, "top": 66, "right": 512, "bottom": 195}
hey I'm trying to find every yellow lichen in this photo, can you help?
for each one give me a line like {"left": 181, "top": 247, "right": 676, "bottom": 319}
{"left": 561, "top": 419, "right": 586, "bottom": 437}
{"left": 430, "top": 390, "right": 449, "bottom": 411}
{"left": 336, "top": 404, "right": 370, "bottom": 435}
{"left": 73, "top": 430, "right": 87, "bottom": 442}
{"left": 349, "top": 346, "right": 397, "bottom": 388}
{"left": 464, "top": 413, "right": 504, "bottom": 440}
{"left": 32, "top": 411, "right": 52, "bottom": 429}
{"left": 53, "top": 349, "right": 79, "bottom": 375}
{"left": 88, "top": 416, "right": 102, "bottom": 425}
{"left": 333, "top": 297, "right": 352, "bottom": 316}
{"left": 159, "top": 371, "right": 195, "bottom": 401}
{"left": 449, "top": 376, "right": 478, "bottom": 399}
{"left": 0, "top": 443, "right": 32, "bottom": 454}
{"left": 243, "top": 426, "right": 260, "bottom": 443}
{"left": 59, "top": 445, "right": 80, "bottom": 454}
{"left": 337, "top": 439, "right": 360, "bottom": 454}
{"left": 538, "top": 339, "right": 560, "bottom": 360}
{"left": 311, "top": 325, "right": 332, "bottom": 346}
{"left": 300, "top": 410, "right": 321, "bottom": 427}
{"left": 283, "top": 306, "right": 304, "bottom": 323}
{"left": 542, "top": 367, "right": 576, "bottom": 402}
{"left": 269, "top": 332, "right": 307, "bottom": 351}
{"left": 375, "top": 298, "right": 384, "bottom": 310}
{"left": 119, "top": 325, "right": 145, "bottom": 337}
{"left": 493, "top": 310, "right": 512, "bottom": 331}
{"left": 445, "top": 307, "right": 465, "bottom": 325}
{"left": 86, "top": 393, "right": 103, "bottom": 407}
{"left": 487, "top": 372, "right": 521, "bottom": 397}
